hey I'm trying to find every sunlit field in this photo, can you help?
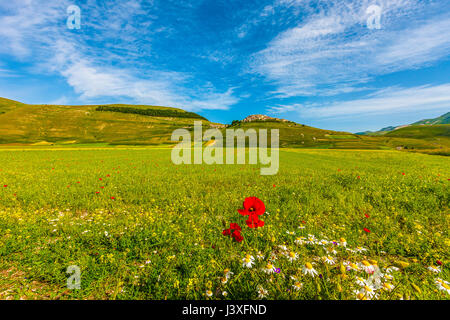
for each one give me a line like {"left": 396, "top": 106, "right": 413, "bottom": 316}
{"left": 0, "top": 147, "right": 448, "bottom": 300}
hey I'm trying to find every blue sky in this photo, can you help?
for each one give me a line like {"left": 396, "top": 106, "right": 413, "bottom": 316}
{"left": 0, "top": 0, "right": 449, "bottom": 132}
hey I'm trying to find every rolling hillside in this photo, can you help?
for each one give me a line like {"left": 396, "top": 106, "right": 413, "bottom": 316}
{"left": 0, "top": 98, "right": 213, "bottom": 145}
{"left": 224, "top": 116, "right": 450, "bottom": 151}
{"left": 0, "top": 98, "right": 449, "bottom": 153}
{"left": 385, "top": 124, "right": 450, "bottom": 138}
{"left": 356, "top": 112, "right": 450, "bottom": 136}
{"left": 412, "top": 112, "right": 450, "bottom": 125}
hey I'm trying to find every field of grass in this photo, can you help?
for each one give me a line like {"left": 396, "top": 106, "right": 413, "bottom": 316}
{"left": 0, "top": 147, "right": 449, "bottom": 300}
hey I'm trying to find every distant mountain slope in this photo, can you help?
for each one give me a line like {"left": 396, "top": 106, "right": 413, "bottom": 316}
{"left": 385, "top": 124, "right": 450, "bottom": 138}
{"left": 356, "top": 112, "right": 450, "bottom": 136}
{"left": 0, "top": 97, "right": 211, "bottom": 145}
{"left": 412, "top": 112, "right": 450, "bottom": 125}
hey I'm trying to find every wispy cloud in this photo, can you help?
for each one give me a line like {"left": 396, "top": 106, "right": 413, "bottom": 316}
{"left": 269, "top": 83, "right": 450, "bottom": 118}
{"left": 251, "top": 0, "right": 450, "bottom": 97}
{"left": 0, "top": 0, "right": 239, "bottom": 110}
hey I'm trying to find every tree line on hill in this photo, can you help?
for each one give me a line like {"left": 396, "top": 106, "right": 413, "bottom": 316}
{"left": 96, "top": 106, "right": 207, "bottom": 120}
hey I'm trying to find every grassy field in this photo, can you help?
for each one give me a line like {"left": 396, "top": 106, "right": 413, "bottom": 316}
{"left": 0, "top": 147, "right": 449, "bottom": 300}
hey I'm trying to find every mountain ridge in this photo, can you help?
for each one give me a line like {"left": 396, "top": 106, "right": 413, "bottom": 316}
{"left": 356, "top": 112, "right": 450, "bottom": 135}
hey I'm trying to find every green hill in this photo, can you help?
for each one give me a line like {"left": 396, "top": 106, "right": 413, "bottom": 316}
{"left": 412, "top": 112, "right": 450, "bottom": 125}
{"left": 385, "top": 124, "right": 450, "bottom": 138}
{"left": 0, "top": 98, "right": 449, "bottom": 153}
{"left": 0, "top": 97, "right": 212, "bottom": 145}
{"left": 225, "top": 118, "right": 363, "bottom": 149}
{"left": 225, "top": 117, "right": 450, "bottom": 152}
{"left": 356, "top": 112, "right": 450, "bottom": 136}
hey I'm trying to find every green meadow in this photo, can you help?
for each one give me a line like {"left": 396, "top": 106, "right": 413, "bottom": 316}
{"left": 0, "top": 147, "right": 448, "bottom": 300}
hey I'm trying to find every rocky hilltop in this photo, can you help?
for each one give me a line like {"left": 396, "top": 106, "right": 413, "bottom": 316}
{"left": 242, "top": 114, "right": 289, "bottom": 123}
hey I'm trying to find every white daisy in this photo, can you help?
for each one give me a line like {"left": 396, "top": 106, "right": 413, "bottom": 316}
{"left": 306, "top": 236, "right": 317, "bottom": 245}
{"left": 257, "top": 285, "right": 268, "bottom": 299}
{"left": 287, "top": 251, "right": 298, "bottom": 262}
{"left": 242, "top": 254, "right": 255, "bottom": 268}
{"left": 262, "top": 262, "right": 276, "bottom": 274}
{"left": 355, "top": 246, "right": 368, "bottom": 253}
{"left": 383, "top": 282, "right": 395, "bottom": 292}
{"left": 322, "top": 256, "right": 336, "bottom": 265}
{"left": 435, "top": 278, "right": 450, "bottom": 294}
{"left": 339, "top": 238, "right": 347, "bottom": 247}
{"left": 302, "top": 262, "right": 318, "bottom": 277}
{"left": 292, "top": 282, "right": 303, "bottom": 291}
{"left": 355, "top": 283, "right": 378, "bottom": 300}
{"left": 224, "top": 268, "right": 234, "bottom": 279}
{"left": 427, "top": 265, "right": 441, "bottom": 273}
{"left": 269, "top": 252, "right": 278, "bottom": 261}
{"left": 294, "top": 237, "right": 306, "bottom": 245}
{"left": 355, "top": 276, "right": 368, "bottom": 286}
{"left": 383, "top": 274, "right": 394, "bottom": 281}
{"left": 206, "top": 290, "right": 213, "bottom": 297}
{"left": 385, "top": 266, "right": 399, "bottom": 274}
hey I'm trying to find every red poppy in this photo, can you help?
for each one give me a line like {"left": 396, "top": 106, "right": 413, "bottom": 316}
{"left": 273, "top": 184, "right": 276, "bottom": 188}
{"left": 437, "top": 260, "right": 442, "bottom": 265}
{"left": 111, "top": 196, "right": 115, "bottom": 200}
{"left": 222, "top": 223, "right": 243, "bottom": 242}
{"left": 232, "top": 230, "right": 243, "bottom": 242}
{"left": 3, "top": 185, "right": 7, "bottom": 187}
{"left": 238, "top": 197, "right": 265, "bottom": 216}
{"left": 246, "top": 215, "right": 265, "bottom": 228}
{"left": 222, "top": 223, "right": 241, "bottom": 235}
{"left": 364, "top": 213, "right": 370, "bottom": 218}
{"left": 364, "top": 228, "right": 371, "bottom": 233}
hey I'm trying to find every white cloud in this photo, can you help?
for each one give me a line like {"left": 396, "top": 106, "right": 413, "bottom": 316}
{"left": 252, "top": 0, "right": 450, "bottom": 97}
{"left": 50, "top": 40, "right": 238, "bottom": 111}
{"left": 0, "top": 0, "right": 239, "bottom": 111}
{"left": 275, "top": 84, "right": 450, "bottom": 119}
